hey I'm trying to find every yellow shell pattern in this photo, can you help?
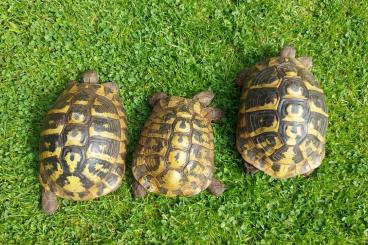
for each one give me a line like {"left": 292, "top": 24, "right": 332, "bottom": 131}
{"left": 237, "top": 57, "right": 328, "bottom": 178}
{"left": 39, "top": 81, "right": 128, "bottom": 200}
{"left": 132, "top": 96, "right": 214, "bottom": 197}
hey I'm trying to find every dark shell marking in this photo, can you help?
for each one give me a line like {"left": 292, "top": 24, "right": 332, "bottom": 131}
{"left": 237, "top": 57, "right": 328, "bottom": 178}
{"left": 132, "top": 96, "right": 214, "bottom": 197}
{"left": 39, "top": 82, "right": 128, "bottom": 200}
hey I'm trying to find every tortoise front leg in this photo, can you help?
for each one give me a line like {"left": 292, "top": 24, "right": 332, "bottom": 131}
{"left": 41, "top": 188, "right": 58, "bottom": 215}
{"left": 203, "top": 107, "right": 224, "bottom": 123}
{"left": 132, "top": 179, "right": 148, "bottom": 198}
{"left": 207, "top": 178, "right": 225, "bottom": 196}
{"left": 103, "top": 82, "right": 119, "bottom": 94}
{"left": 149, "top": 92, "right": 168, "bottom": 107}
{"left": 193, "top": 91, "right": 215, "bottom": 106}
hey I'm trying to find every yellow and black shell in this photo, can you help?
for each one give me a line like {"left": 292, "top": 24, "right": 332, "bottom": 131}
{"left": 132, "top": 96, "right": 214, "bottom": 197}
{"left": 237, "top": 56, "right": 328, "bottom": 178}
{"left": 39, "top": 78, "right": 128, "bottom": 200}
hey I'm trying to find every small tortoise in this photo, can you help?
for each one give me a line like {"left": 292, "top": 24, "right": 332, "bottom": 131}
{"left": 132, "top": 91, "right": 225, "bottom": 198}
{"left": 39, "top": 71, "right": 128, "bottom": 214}
{"left": 236, "top": 46, "right": 328, "bottom": 178}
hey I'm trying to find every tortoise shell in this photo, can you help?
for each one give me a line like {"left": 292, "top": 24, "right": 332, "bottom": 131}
{"left": 236, "top": 47, "right": 328, "bottom": 179}
{"left": 39, "top": 72, "right": 128, "bottom": 200}
{"left": 132, "top": 92, "right": 223, "bottom": 197}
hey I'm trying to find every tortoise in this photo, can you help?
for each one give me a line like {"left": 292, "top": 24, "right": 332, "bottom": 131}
{"left": 132, "top": 91, "right": 225, "bottom": 198}
{"left": 235, "top": 46, "right": 328, "bottom": 178}
{"left": 39, "top": 71, "right": 128, "bottom": 214}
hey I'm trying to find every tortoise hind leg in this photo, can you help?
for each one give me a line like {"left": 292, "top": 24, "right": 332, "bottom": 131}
{"left": 149, "top": 92, "right": 168, "bottom": 107}
{"left": 244, "top": 161, "right": 259, "bottom": 174}
{"left": 41, "top": 188, "right": 58, "bottom": 215}
{"left": 207, "top": 178, "right": 225, "bottom": 196}
{"left": 298, "top": 57, "right": 313, "bottom": 69}
{"left": 133, "top": 179, "right": 148, "bottom": 198}
{"left": 304, "top": 169, "right": 314, "bottom": 177}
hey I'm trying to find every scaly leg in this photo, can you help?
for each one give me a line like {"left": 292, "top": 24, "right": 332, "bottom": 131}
{"left": 193, "top": 91, "right": 215, "bottom": 107}
{"left": 207, "top": 178, "right": 225, "bottom": 196}
{"left": 41, "top": 188, "right": 58, "bottom": 215}
{"left": 149, "top": 92, "right": 168, "bottom": 107}
{"left": 203, "top": 107, "right": 224, "bottom": 123}
{"left": 133, "top": 179, "right": 148, "bottom": 198}
{"left": 243, "top": 161, "right": 259, "bottom": 174}
{"left": 304, "top": 170, "right": 314, "bottom": 177}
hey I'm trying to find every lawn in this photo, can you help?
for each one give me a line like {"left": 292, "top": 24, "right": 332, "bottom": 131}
{"left": 0, "top": 0, "right": 367, "bottom": 243}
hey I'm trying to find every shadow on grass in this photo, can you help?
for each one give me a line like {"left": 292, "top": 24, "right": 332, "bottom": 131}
{"left": 28, "top": 74, "right": 75, "bottom": 177}
{"left": 226, "top": 43, "right": 279, "bottom": 165}
{"left": 217, "top": 44, "right": 285, "bottom": 192}
{"left": 26, "top": 72, "right": 78, "bottom": 212}
{"left": 235, "top": 43, "right": 278, "bottom": 70}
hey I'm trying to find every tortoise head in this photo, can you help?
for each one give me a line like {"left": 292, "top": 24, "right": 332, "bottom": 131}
{"left": 82, "top": 70, "right": 119, "bottom": 95}
{"left": 83, "top": 70, "right": 99, "bottom": 83}
{"left": 280, "top": 45, "right": 313, "bottom": 69}
{"left": 139, "top": 175, "right": 160, "bottom": 193}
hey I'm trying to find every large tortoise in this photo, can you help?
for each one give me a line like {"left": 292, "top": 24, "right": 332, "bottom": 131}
{"left": 132, "top": 91, "right": 225, "bottom": 197}
{"left": 39, "top": 71, "right": 128, "bottom": 214}
{"left": 236, "top": 46, "right": 328, "bottom": 178}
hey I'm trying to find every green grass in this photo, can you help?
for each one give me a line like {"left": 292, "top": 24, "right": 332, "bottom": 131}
{"left": 0, "top": 0, "right": 367, "bottom": 243}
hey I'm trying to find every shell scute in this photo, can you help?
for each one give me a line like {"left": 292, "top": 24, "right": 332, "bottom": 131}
{"left": 133, "top": 96, "right": 216, "bottom": 196}
{"left": 237, "top": 55, "right": 328, "bottom": 178}
{"left": 39, "top": 79, "right": 127, "bottom": 200}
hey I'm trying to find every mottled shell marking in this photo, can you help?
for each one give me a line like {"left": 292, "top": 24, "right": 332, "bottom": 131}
{"left": 237, "top": 57, "right": 328, "bottom": 178}
{"left": 132, "top": 97, "right": 214, "bottom": 197}
{"left": 39, "top": 81, "right": 128, "bottom": 200}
